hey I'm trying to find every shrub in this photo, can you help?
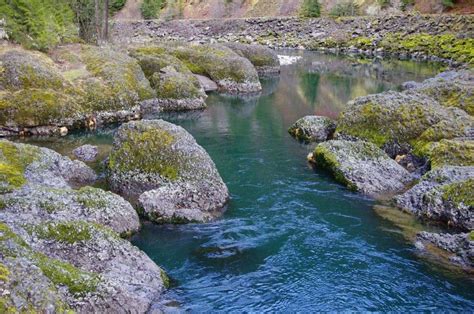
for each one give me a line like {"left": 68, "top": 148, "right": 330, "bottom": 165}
{"left": 378, "top": 0, "right": 391, "bottom": 7}
{"left": 329, "top": 0, "right": 360, "bottom": 16}
{"left": 300, "top": 0, "right": 321, "bottom": 18}
{"left": 441, "top": 0, "right": 455, "bottom": 7}
{"left": 141, "top": 0, "right": 163, "bottom": 19}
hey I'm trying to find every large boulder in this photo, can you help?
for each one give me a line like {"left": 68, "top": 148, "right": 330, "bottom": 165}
{"left": 167, "top": 43, "right": 261, "bottom": 93}
{"left": 108, "top": 119, "right": 229, "bottom": 223}
{"left": 415, "top": 231, "right": 473, "bottom": 271}
{"left": 288, "top": 115, "right": 336, "bottom": 142}
{"left": 0, "top": 140, "right": 167, "bottom": 312}
{"left": 396, "top": 166, "right": 474, "bottom": 231}
{"left": 335, "top": 69, "right": 474, "bottom": 161}
{"left": 223, "top": 42, "right": 280, "bottom": 76}
{"left": 130, "top": 47, "right": 207, "bottom": 112}
{"left": 0, "top": 219, "right": 167, "bottom": 312}
{"left": 309, "top": 140, "right": 413, "bottom": 197}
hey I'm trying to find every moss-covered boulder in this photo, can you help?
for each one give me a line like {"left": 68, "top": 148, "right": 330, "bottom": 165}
{"left": 396, "top": 166, "right": 474, "bottom": 231}
{"left": 130, "top": 48, "right": 207, "bottom": 112}
{"left": 167, "top": 43, "right": 261, "bottom": 93}
{"left": 0, "top": 47, "right": 85, "bottom": 135}
{"left": 0, "top": 141, "right": 167, "bottom": 311}
{"left": 108, "top": 119, "right": 229, "bottom": 223}
{"left": 335, "top": 70, "right": 474, "bottom": 165}
{"left": 309, "top": 140, "right": 413, "bottom": 197}
{"left": 54, "top": 44, "right": 155, "bottom": 113}
{"left": 0, "top": 219, "right": 167, "bottom": 312}
{"left": 288, "top": 115, "right": 336, "bottom": 142}
{"left": 223, "top": 42, "right": 280, "bottom": 76}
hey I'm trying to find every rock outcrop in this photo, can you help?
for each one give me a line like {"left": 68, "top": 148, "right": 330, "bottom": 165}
{"left": 223, "top": 42, "right": 280, "bottom": 76}
{"left": 108, "top": 119, "right": 229, "bottom": 223}
{"left": 309, "top": 140, "right": 413, "bottom": 197}
{"left": 396, "top": 166, "right": 474, "bottom": 231}
{"left": 288, "top": 115, "right": 336, "bottom": 142}
{"left": 0, "top": 140, "right": 167, "bottom": 312}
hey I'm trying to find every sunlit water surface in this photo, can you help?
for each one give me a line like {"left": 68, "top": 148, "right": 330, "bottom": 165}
{"left": 19, "top": 51, "right": 474, "bottom": 311}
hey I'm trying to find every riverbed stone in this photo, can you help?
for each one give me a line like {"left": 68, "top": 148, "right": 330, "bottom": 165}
{"left": 415, "top": 231, "right": 473, "bottom": 270}
{"left": 72, "top": 144, "right": 99, "bottom": 162}
{"left": 107, "top": 119, "right": 229, "bottom": 223}
{"left": 395, "top": 166, "right": 474, "bottom": 231}
{"left": 223, "top": 42, "right": 280, "bottom": 76}
{"left": 288, "top": 115, "right": 336, "bottom": 142}
{"left": 309, "top": 140, "right": 413, "bottom": 197}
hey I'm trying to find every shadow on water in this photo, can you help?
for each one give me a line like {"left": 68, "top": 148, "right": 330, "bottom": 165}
{"left": 17, "top": 51, "right": 473, "bottom": 311}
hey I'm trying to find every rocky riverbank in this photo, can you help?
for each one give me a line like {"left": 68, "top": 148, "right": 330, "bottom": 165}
{"left": 291, "top": 68, "right": 473, "bottom": 271}
{"left": 111, "top": 15, "right": 474, "bottom": 65}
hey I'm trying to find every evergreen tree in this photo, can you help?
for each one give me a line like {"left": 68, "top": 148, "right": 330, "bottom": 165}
{"left": 300, "top": 0, "right": 321, "bottom": 18}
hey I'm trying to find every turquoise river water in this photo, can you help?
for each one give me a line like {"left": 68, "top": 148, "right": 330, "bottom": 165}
{"left": 20, "top": 51, "right": 474, "bottom": 311}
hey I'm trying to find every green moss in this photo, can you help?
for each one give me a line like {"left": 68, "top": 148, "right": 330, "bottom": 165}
{"left": 0, "top": 222, "right": 29, "bottom": 257}
{"left": 75, "top": 186, "right": 108, "bottom": 209}
{"left": 379, "top": 33, "right": 474, "bottom": 65}
{"left": 442, "top": 178, "right": 474, "bottom": 207}
{"left": 470, "top": 231, "right": 474, "bottom": 241}
{"left": 109, "top": 127, "right": 179, "bottom": 180}
{"left": 34, "top": 252, "right": 100, "bottom": 295}
{"left": 0, "top": 89, "right": 84, "bottom": 127}
{"left": 33, "top": 221, "right": 92, "bottom": 244}
{"left": 0, "top": 263, "right": 10, "bottom": 282}
{"left": 160, "top": 269, "right": 170, "bottom": 289}
{"left": 0, "top": 141, "right": 39, "bottom": 193}
{"left": 426, "top": 140, "right": 474, "bottom": 169}
{"left": 313, "top": 145, "right": 356, "bottom": 190}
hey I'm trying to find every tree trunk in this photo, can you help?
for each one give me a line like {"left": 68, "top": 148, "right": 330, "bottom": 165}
{"left": 103, "top": 0, "right": 109, "bottom": 40}
{"left": 95, "top": 0, "right": 101, "bottom": 42}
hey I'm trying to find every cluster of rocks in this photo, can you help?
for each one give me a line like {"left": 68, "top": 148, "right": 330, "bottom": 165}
{"left": 1, "top": 114, "right": 231, "bottom": 311}
{"left": 111, "top": 15, "right": 474, "bottom": 64}
{"left": 289, "top": 69, "right": 474, "bottom": 271}
{"left": 0, "top": 140, "right": 168, "bottom": 311}
{"left": 0, "top": 41, "right": 279, "bottom": 136}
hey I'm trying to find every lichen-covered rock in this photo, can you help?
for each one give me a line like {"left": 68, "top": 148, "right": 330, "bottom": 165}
{"left": 288, "top": 115, "right": 336, "bottom": 142}
{"left": 335, "top": 70, "right": 474, "bottom": 161}
{"left": 0, "top": 141, "right": 166, "bottom": 312}
{"left": 0, "top": 219, "right": 166, "bottom": 313}
{"left": 396, "top": 166, "right": 474, "bottom": 231}
{"left": 415, "top": 231, "right": 473, "bottom": 271}
{"left": 194, "top": 74, "right": 218, "bottom": 92}
{"left": 72, "top": 144, "right": 99, "bottom": 162}
{"left": 223, "top": 42, "right": 280, "bottom": 76}
{"left": 309, "top": 140, "right": 413, "bottom": 197}
{"left": 0, "top": 47, "right": 65, "bottom": 91}
{"left": 108, "top": 119, "right": 229, "bottom": 223}
{"left": 130, "top": 47, "right": 206, "bottom": 112}
{"left": 412, "top": 70, "right": 474, "bottom": 116}
{"left": 55, "top": 44, "right": 155, "bottom": 112}
{"left": 168, "top": 43, "right": 261, "bottom": 93}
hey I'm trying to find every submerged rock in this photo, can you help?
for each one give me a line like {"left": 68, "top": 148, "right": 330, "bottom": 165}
{"left": 396, "top": 166, "right": 474, "bottom": 231}
{"left": 223, "top": 42, "right": 280, "bottom": 76}
{"left": 108, "top": 119, "right": 229, "bottom": 223}
{"left": 288, "top": 115, "right": 336, "bottom": 142}
{"left": 309, "top": 140, "right": 413, "bottom": 197}
{"left": 72, "top": 144, "right": 99, "bottom": 162}
{"left": 415, "top": 231, "right": 473, "bottom": 271}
